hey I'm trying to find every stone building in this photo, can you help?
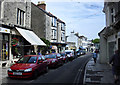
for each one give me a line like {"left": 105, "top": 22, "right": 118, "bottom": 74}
{"left": 99, "top": 2, "right": 120, "bottom": 63}
{"left": 0, "top": 0, "right": 45, "bottom": 67}
{"left": 31, "top": 1, "right": 66, "bottom": 53}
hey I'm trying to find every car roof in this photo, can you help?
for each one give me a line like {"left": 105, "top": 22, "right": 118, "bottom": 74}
{"left": 24, "top": 55, "right": 43, "bottom": 57}
{"left": 65, "top": 50, "right": 74, "bottom": 52}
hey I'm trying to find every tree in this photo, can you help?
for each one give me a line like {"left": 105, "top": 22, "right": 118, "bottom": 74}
{"left": 41, "top": 38, "right": 50, "bottom": 47}
{"left": 92, "top": 38, "right": 100, "bottom": 43}
{"left": 40, "top": 38, "right": 51, "bottom": 55}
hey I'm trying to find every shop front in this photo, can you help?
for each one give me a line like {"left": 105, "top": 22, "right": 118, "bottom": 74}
{"left": 0, "top": 27, "right": 10, "bottom": 67}
{"left": 10, "top": 27, "right": 46, "bottom": 64}
{"left": 51, "top": 42, "right": 67, "bottom": 53}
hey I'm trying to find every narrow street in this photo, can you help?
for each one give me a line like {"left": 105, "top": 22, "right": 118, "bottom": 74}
{"left": 2, "top": 53, "right": 92, "bottom": 85}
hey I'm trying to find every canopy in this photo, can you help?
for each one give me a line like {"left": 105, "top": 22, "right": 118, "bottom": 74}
{"left": 16, "top": 27, "right": 46, "bottom": 46}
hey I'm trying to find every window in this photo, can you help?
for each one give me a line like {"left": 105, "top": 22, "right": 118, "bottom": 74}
{"left": 52, "top": 29, "right": 57, "bottom": 40}
{"left": 17, "top": 8, "right": 25, "bottom": 26}
{"left": 52, "top": 17, "right": 57, "bottom": 27}
{"left": 110, "top": 8, "right": 115, "bottom": 23}
{"left": 0, "top": 1, "right": 1, "bottom": 18}
{"left": 61, "top": 23, "right": 65, "bottom": 31}
{"left": 61, "top": 32, "right": 65, "bottom": 41}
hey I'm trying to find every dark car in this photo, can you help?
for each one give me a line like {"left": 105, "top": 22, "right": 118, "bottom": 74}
{"left": 60, "top": 53, "right": 68, "bottom": 63}
{"left": 45, "top": 53, "right": 63, "bottom": 68}
{"left": 8, "top": 55, "right": 48, "bottom": 79}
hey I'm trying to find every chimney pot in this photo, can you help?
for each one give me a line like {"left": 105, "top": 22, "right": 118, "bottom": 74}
{"left": 37, "top": 1, "right": 46, "bottom": 10}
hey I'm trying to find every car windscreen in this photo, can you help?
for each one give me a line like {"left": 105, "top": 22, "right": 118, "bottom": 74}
{"left": 61, "top": 53, "right": 65, "bottom": 56}
{"left": 17, "top": 56, "right": 37, "bottom": 63}
{"left": 45, "top": 54, "right": 56, "bottom": 58}
{"left": 65, "top": 52, "right": 71, "bottom": 54}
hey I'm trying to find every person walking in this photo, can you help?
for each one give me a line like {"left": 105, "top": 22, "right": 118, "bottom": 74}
{"left": 109, "top": 50, "right": 120, "bottom": 84}
{"left": 92, "top": 52, "right": 97, "bottom": 63}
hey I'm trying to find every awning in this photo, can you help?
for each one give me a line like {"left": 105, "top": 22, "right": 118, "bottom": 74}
{"left": 16, "top": 27, "right": 46, "bottom": 46}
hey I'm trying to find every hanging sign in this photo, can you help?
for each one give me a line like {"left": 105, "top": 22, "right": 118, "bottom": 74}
{"left": 12, "top": 38, "right": 19, "bottom": 46}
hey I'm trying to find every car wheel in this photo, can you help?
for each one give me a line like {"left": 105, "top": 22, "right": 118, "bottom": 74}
{"left": 32, "top": 70, "right": 38, "bottom": 79}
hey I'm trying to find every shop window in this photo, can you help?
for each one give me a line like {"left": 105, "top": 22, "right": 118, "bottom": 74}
{"left": 0, "top": 34, "right": 9, "bottom": 61}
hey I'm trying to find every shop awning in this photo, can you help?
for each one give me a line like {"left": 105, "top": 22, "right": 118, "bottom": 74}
{"left": 16, "top": 27, "right": 46, "bottom": 46}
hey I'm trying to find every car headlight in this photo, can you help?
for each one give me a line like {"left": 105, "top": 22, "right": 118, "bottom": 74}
{"left": 52, "top": 60, "right": 55, "bottom": 63}
{"left": 8, "top": 68, "right": 12, "bottom": 72}
{"left": 24, "top": 68, "right": 32, "bottom": 72}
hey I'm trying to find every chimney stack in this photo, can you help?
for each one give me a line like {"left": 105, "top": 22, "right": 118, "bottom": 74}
{"left": 37, "top": 1, "right": 46, "bottom": 10}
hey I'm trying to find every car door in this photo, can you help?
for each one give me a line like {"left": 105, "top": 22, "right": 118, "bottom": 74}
{"left": 41, "top": 56, "right": 47, "bottom": 68}
{"left": 37, "top": 56, "right": 44, "bottom": 72}
{"left": 57, "top": 54, "right": 63, "bottom": 64}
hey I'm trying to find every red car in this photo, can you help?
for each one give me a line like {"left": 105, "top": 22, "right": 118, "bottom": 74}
{"left": 8, "top": 55, "right": 48, "bottom": 79}
{"left": 60, "top": 53, "right": 68, "bottom": 63}
{"left": 45, "top": 53, "right": 63, "bottom": 68}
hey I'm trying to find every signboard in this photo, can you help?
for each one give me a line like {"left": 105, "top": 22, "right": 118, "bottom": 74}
{"left": 0, "top": 27, "right": 10, "bottom": 34}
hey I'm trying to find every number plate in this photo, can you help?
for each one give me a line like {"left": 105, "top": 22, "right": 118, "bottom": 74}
{"left": 13, "top": 72, "right": 22, "bottom": 75}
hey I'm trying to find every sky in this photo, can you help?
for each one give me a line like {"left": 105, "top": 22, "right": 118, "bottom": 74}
{"left": 31, "top": 0, "right": 105, "bottom": 40}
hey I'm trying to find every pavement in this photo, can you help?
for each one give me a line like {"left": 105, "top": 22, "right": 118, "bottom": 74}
{"left": 0, "top": 67, "right": 9, "bottom": 85}
{"left": 83, "top": 56, "right": 114, "bottom": 85}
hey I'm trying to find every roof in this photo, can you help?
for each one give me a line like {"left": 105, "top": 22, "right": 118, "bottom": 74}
{"left": 98, "top": 27, "right": 106, "bottom": 36}
{"left": 31, "top": 2, "right": 52, "bottom": 17}
{"left": 31, "top": 2, "right": 66, "bottom": 24}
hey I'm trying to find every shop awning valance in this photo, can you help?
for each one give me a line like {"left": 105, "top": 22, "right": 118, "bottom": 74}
{"left": 16, "top": 27, "right": 46, "bottom": 46}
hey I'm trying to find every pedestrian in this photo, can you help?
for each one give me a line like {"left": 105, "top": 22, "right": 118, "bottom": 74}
{"left": 109, "top": 50, "right": 120, "bottom": 84}
{"left": 95, "top": 49, "right": 99, "bottom": 57}
{"left": 92, "top": 52, "right": 97, "bottom": 63}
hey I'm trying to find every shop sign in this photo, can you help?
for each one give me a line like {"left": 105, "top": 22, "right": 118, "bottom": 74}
{"left": 0, "top": 27, "right": 10, "bottom": 34}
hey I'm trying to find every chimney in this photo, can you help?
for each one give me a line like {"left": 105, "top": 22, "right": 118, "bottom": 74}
{"left": 37, "top": 1, "right": 46, "bottom": 10}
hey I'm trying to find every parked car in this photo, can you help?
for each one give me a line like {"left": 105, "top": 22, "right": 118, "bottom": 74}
{"left": 8, "top": 55, "right": 48, "bottom": 79}
{"left": 45, "top": 53, "right": 63, "bottom": 68}
{"left": 65, "top": 50, "right": 75, "bottom": 61}
{"left": 60, "top": 53, "right": 68, "bottom": 63}
{"left": 80, "top": 50, "right": 86, "bottom": 55}
{"left": 76, "top": 49, "right": 81, "bottom": 56}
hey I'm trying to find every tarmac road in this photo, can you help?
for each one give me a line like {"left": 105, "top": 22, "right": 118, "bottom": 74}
{"left": 2, "top": 53, "right": 92, "bottom": 85}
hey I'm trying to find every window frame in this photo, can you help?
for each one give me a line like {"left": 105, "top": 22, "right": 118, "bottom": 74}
{"left": 17, "top": 8, "right": 25, "bottom": 26}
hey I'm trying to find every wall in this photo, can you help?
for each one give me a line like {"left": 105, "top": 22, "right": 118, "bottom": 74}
{"left": 31, "top": 3, "right": 46, "bottom": 38}
{"left": 46, "top": 14, "right": 52, "bottom": 41}
{"left": 3, "top": 0, "right": 31, "bottom": 29}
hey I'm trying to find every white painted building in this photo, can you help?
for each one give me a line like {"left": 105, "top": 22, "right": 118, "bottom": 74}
{"left": 99, "top": 2, "right": 120, "bottom": 63}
